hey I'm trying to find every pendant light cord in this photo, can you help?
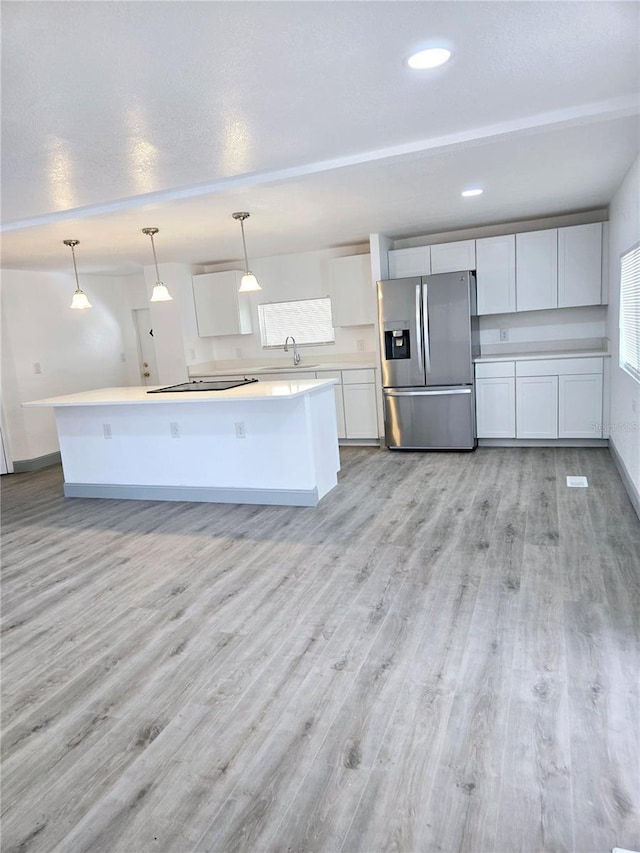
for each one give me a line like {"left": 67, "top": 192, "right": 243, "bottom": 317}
{"left": 149, "top": 233, "right": 161, "bottom": 282}
{"left": 239, "top": 218, "right": 250, "bottom": 271}
{"left": 70, "top": 244, "right": 81, "bottom": 292}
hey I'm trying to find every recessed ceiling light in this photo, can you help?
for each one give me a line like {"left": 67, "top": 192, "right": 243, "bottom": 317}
{"left": 461, "top": 188, "right": 483, "bottom": 197}
{"left": 407, "top": 48, "right": 451, "bottom": 70}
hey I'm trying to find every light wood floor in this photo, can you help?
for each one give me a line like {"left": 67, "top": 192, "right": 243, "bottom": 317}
{"left": 1, "top": 447, "right": 639, "bottom": 853}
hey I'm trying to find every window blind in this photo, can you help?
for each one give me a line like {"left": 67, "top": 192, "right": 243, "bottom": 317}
{"left": 620, "top": 243, "right": 640, "bottom": 383}
{"left": 258, "top": 297, "right": 335, "bottom": 348}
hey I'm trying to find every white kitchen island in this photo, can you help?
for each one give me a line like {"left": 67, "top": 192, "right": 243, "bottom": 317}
{"left": 24, "top": 379, "right": 340, "bottom": 506}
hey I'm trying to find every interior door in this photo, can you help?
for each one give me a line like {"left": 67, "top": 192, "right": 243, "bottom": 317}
{"left": 133, "top": 308, "right": 159, "bottom": 386}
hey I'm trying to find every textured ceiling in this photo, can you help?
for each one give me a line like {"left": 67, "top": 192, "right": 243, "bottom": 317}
{"left": 1, "top": 0, "right": 639, "bottom": 274}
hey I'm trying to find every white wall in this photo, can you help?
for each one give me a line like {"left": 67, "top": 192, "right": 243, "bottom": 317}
{"left": 479, "top": 305, "right": 607, "bottom": 348}
{"left": 0, "top": 270, "right": 137, "bottom": 462}
{"left": 197, "top": 245, "right": 377, "bottom": 363}
{"left": 606, "top": 154, "right": 640, "bottom": 499}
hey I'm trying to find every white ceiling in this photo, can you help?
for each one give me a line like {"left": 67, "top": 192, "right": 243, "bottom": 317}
{"left": 1, "top": 1, "right": 639, "bottom": 275}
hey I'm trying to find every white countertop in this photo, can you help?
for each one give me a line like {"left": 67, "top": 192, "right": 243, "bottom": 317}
{"left": 24, "top": 379, "right": 337, "bottom": 408}
{"left": 189, "top": 359, "right": 376, "bottom": 377}
{"left": 474, "top": 349, "right": 610, "bottom": 363}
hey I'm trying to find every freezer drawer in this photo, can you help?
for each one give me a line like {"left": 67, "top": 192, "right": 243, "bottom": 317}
{"left": 384, "top": 387, "right": 476, "bottom": 450}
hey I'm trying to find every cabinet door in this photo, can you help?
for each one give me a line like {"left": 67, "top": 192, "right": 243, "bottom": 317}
{"left": 430, "top": 240, "right": 476, "bottom": 274}
{"left": 516, "top": 376, "right": 558, "bottom": 438}
{"left": 476, "top": 378, "right": 515, "bottom": 438}
{"left": 388, "top": 247, "right": 431, "bottom": 278}
{"left": 192, "top": 272, "right": 252, "bottom": 337}
{"left": 329, "top": 254, "right": 375, "bottom": 326}
{"left": 343, "top": 384, "right": 378, "bottom": 439}
{"left": 558, "top": 223, "right": 602, "bottom": 308}
{"left": 558, "top": 374, "right": 603, "bottom": 438}
{"left": 318, "top": 371, "right": 346, "bottom": 438}
{"left": 516, "top": 229, "right": 558, "bottom": 312}
{"left": 476, "top": 235, "right": 516, "bottom": 315}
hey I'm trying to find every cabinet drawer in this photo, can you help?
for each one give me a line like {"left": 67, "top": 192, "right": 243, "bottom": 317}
{"left": 342, "top": 369, "right": 375, "bottom": 384}
{"left": 516, "top": 357, "right": 603, "bottom": 377}
{"left": 475, "top": 361, "right": 515, "bottom": 379}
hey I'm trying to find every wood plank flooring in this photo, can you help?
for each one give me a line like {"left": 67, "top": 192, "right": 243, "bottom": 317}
{"left": 1, "top": 446, "right": 639, "bottom": 853}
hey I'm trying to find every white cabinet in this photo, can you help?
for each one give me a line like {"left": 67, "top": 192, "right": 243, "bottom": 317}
{"left": 475, "top": 234, "right": 516, "bottom": 315}
{"left": 329, "top": 254, "right": 375, "bottom": 326}
{"left": 430, "top": 240, "right": 476, "bottom": 274}
{"left": 558, "top": 374, "right": 603, "bottom": 438}
{"left": 515, "top": 229, "right": 558, "bottom": 312}
{"left": 516, "top": 376, "right": 559, "bottom": 438}
{"left": 388, "top": 246, "right": 431, "bottom": 278}
{"left": 192, "top": 271, "right": 252, "bottom": 337}
{"left": 318, "top": 371, "right": 346, "bottom": 438}
{"left": 558, "top": 223, "right": 602, "bottom": 308}
{"left": 476, "top": 378, "right": 516, "bottom": 437}
{"left": 343, "top": 384, "right": 378, "bottom": 439}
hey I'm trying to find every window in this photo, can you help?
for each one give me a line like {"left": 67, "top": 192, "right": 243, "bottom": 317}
{"left": 620, "top": 242, "right": 640, "bottom": 383}
{"left": 258, "top": 297, "right": 335, "bottom": 348}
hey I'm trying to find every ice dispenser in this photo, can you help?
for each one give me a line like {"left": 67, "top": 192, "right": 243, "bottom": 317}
{"left": 384, "top": 322, "right": 411, "bottom": 360}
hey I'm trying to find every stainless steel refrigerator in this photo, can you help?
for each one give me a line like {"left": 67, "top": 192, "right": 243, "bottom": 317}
{"left": 377, "top": 271, "right": 479, "bottom": 450}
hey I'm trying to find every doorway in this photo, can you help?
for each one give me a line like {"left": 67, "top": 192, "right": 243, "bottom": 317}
{"left": 133, "top": 308, "right": 159, "bottom": 386}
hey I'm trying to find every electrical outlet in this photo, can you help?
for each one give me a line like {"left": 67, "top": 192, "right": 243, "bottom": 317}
{"left": 632, "top": 399, "right": 638, "bottom": 414}
{"left": 357, "top": 339, "right": 365, "bottom": 352}
{"left": 235, "top": 348, "right": 242, "bottom": 359}
{"left": 103, "top": 424, "right": 112, "bottom": 439}
{"left": 499, "top": 329, "right": 509, "bottom": 342}
{"left": 33, "top": 362, "right": 42, "bottom": 374}
{"left": 170, "top": 422, "right": 180, "bottom": 438}
{"left": 235, "top": 422, "right": 246, "bottom": 439}
{"left": 189, "top": 349, "right": 196, "bottom": 362}
{"left": 120, "top": 352, "right": 126, "bottom": 362}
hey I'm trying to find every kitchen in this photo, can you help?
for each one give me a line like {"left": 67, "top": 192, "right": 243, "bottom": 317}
{"left": 2, "top": 2, "right": 640, "bottom": 851}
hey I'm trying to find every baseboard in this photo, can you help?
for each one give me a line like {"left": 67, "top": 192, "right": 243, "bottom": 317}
{"left": 13, "top": 451, "right": 62, "bottom": 473}
{"left": 338, "top": 439, "right": 381, "bottom": 447}
{"left": 478, "top": 438, "right": 609, "bottom": 448}
{"left": 609, "top": 439, "right": 640, "bottom": 521}
{"left": 63, "top": 482, "right": 321, "bottom": 507}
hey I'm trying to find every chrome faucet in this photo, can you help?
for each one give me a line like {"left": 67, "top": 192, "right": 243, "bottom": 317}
{"left": 283, "top": 336, "right": 301, "bottom": 366}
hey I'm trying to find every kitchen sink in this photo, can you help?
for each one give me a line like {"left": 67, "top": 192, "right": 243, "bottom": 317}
{"left": 253, "top": 364, "right": 319, "bottom": 371}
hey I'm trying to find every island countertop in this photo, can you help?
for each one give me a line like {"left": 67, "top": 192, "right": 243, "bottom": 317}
{"left": 24, "top": 378, "right": 337, "bottom": 408}
{"left": 23, "top": 379, "right": 341, "bottom": 507}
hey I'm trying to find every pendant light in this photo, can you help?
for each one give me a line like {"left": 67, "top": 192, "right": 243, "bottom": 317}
{"left": 64, "top": 240, "right": 92, "bottom": 309}
{"left": 142, "top": 227, "right": 173, "bottom": 302}
{"left": 232, "top": 212, "right": 261, "bottom": 292}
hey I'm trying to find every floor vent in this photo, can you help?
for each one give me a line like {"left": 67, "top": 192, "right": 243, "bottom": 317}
{"left": 566, "top": 475, "right": 589, "bottom": 488}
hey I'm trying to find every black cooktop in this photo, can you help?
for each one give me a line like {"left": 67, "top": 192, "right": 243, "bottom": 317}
{"left": 147, "top": 378, "right": 259, "bottom": 394}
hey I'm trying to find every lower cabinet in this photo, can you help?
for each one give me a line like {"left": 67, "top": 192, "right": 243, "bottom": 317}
{"left": 342, "top": 384, "right": 378, "bottom": 439}
{"left": 476, "top": 377, "right": 515, "bottom": 438}
{"left": 558, "top": 374, "right": 603, "bottom": 438}
{"left": 516, "top": 376, "right": 559, "bottom": 439}
{"left": 476, "top": 356, "right": 605, "bottom": 441}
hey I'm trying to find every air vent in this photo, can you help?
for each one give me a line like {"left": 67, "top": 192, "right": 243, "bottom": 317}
{"left": 566, "top": 476, "right": 588, "bottom": 488}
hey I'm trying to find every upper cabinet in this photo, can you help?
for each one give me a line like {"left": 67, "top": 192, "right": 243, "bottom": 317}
{"left": 430, "top": 239, "right": 476, "bottom": 274}
{"left": 515, "top": 228, "right": 558, "bottom": 312}
{"left": 192, "top": 271, "right": 253, "bottom": 337}
{"left": 329, "top": 253, "right": 376, "bottom": 327}
{"left": 387, "top": 246, "right": 431, "bottom": 278}
{"left": 476, "top": 234, "right": 516, "bottom": 315}
{"left": 388, "top": 221, "right": 604, "bottom": 315}
{"left": 558, "top": 222, "right": 602, "bottom": 308}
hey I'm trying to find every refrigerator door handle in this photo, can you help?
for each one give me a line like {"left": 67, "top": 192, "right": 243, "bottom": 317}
{"left": 385, "top": 388, "right": 472, "bottom": 397}
{"left": 422, "top": 283, "right": 431, "bottom": 374}
{"left": 414, "top": 284, "right": 423, "bottom": 370}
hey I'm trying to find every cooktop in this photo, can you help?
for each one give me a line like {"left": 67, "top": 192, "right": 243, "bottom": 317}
{"left": 147, "top": 378, "right": 259, "bottom": 394}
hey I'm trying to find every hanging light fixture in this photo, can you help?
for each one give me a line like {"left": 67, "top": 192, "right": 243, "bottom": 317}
{"left": 232, "top": 212, "right": 261, "bottom": 292}
{"left": 64, "top": 240, "right": 92, "bottom": 309}
{"left": 142, "top": 227, "right": 173, "bottom": 302}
